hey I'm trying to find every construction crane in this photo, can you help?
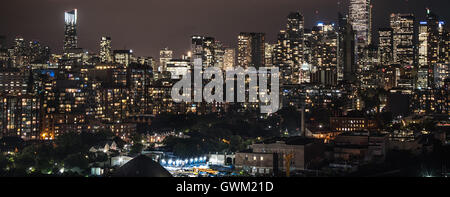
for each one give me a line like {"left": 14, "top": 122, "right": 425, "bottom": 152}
{"left": 284, "top": 153, "right": 294, "bottom": 177}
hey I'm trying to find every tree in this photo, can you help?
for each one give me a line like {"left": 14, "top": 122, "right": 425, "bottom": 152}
{"left": 129, "top": 143, "right": 144, "bottom": 155}
{"left": 130, "top": 133, "right": 143, "bottom": 144}
{"left": 229, "top": 135, "right": 245, "bottom": 152}
{"left": 0, "top": 154, "right": 9, "bottom": 172}
{"left": 63, "top": 153, "right": 89, "bottom": 170}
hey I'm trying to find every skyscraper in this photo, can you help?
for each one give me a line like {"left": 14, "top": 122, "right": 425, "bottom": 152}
{"left": 237, "top": 32, "right": 265, "bottom": 69}
{"left": 425, "top": 9, "right": 441, "bottom": 66}
{"left": 418, "top": 9, "right": 447, "bottom": 89}
{"left": 265, "top": 43, "right": 275, "bottom": 67}
{"left": 338, "top": 13, "right": 357, "bottom": 83}
{"left": 100, "top": 36, "right": 113, "bottom": 63}
{"left": 223, "top": 48, "right": 235, "bottom": 70}
{"left": 378, "top": 28, "right": 394, "bottom": 66}
{"left": 159, "top": 47, "right": 173, "bottom": 72}
{"left": 274, "top": 12, "right": 305, "bottom": 84}
{"left": 64, "top": 9, "right": 78, "bottom": 52}
{"left": 114, "top": 49, "right": 133, "bottom": 67}
{"left": 349, "top": 0, "right": 371, "bottom": 45}
{"left": 190, "top": 36, "right": 217, "bottom": 68}
{"left": 310, "top": 23, "right": 338, "bottom": 86}
{"left": 390, "top": 13, "right": 415, "bottom": 66}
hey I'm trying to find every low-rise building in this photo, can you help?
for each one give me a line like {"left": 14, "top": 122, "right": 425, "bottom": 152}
{"left": 333, "top": 131, "right": 388, "bottom": 163}
{"left": 235, "top": 137, "right": 325, "bottom": 175}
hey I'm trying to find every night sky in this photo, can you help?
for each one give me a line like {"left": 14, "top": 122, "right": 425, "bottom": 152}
{"left": 1, "top": 0, "right": 449, "bottom": 57}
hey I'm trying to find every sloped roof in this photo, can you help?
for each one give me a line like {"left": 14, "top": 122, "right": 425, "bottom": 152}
{"left": 113, "top": 155, "right": 172, "bottom": 177}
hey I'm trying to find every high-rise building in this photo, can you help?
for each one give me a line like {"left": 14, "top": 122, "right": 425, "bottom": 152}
{"left": 159, "top": 47, "right": 173, "bottom": 72}
{"left": 64, "top": 9, "right": 78, "bottom": 52}
{"left": 190, "top": 36, "right": 218, "bottom": 68}
{"left": 274, "top": 12, "right": 305, "bottom": 84}
{"left": 390, "top": 13, "right": 415, "bottom": 66}
{"left": 310, "top": 23, "right": 338, "bottom": 86}
{"left": 338, "top": 13, "right": 357, "bottom": 83}
{"left": 426, "top": 9, "right": 441, "bottom": 67}
{"left": 265, "top": 43, "right": 275, "bottom": 67}
{"left": 223, "top": 48, "right": 235, "bottom": 70}
{"left": 100, "top": 36, "right": 113, "bottom": 63}
{"left": 417, "top": 9, "right": 447, "bottom": 89}
{"left": 114, "top": 49, "right": 133, "bottom": 67}
{"left": 349, "top": 0, "right": 371, "bottom": 45}
{"left": 237, "top": 32, "right": 265, "bottom": 69}
{"left": 213, "top": 40, "right": 225, "bottom": 69}
{"left": 378, "top": 28, "right": 394, "bottom": 66}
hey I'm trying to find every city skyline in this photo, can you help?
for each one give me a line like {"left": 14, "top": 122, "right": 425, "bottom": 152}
{"left": 0, "top": 0, "right": 449, "bottom": 179}
{"left": 1, "top": 0, "right": 449, "bottom": 57}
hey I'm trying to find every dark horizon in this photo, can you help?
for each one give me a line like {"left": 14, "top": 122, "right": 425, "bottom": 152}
{"left": 1, "top": 0, "right": 449, "bottom": 57}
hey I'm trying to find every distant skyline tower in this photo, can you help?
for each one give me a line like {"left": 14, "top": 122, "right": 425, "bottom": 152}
{"left": 223, "top": 48, "right": 235, "bottom": 70}
{"left": 425, "top": 9, "right": 441, "bottom": 67}
{"left": 390, "top": 13, "right": 415, "bottom": 66}
{"left": 338, "top": 13, "right": 357, "bottom": 83}
{"left": 378, "top": 28, "right": 394, "bottom": 65}
{"left": 237, "top": 32, "right": 265, "bottom": 69}
{"left": 274, "top": 11, "right": 305, "bottom": 84}
{"left": 190, "top": 36, "right": 216, "bottom": 68}
{"left": 349, "top": 0, "right": 371, "bottom": 45}
{"left": 265, "top": 43, "right": 275, "bottom": 67}
{"left": 310, "top": 22, "right": 338, "bottom": 86}
{"left": 64, "top": 9, "right": 78, "bottom": 52}
{"left": 100, "top": 36, "right": 112, "bottom": 63}
{"left": 418, "top": 9, "right": 446, "bottom": 89}
{"left": 159, "top": 47, "right": 173, "bottom": 72}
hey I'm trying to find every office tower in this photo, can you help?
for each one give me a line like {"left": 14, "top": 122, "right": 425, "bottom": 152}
{"left": 310, "top": 23, "right": 338, "bottom": 86}
{"left": 349, "top": 0, "right": 371, "bottom": 45}
{"left": 113, "top": 49, "right": 133, "bottom": 67}
{"left": 213, "top": 40, "right": 225, "bottom": 69}
{"left": 445, "top": 31, "right": 450, "bottom": 64}
{"left": 338, "top": 13, "right": 356, "bottom": 83}
{"left": 265, "top": 43, "right": 275, "bottom": 67}
{"left": 203, "top": 37, "right": 215, "bottom": 68}
{"left": 64, "top": 9, "right": 78, "bottom": 52}
{"left": 11, "top": 37, "right": 26, "bottom": 67}
{"left": 368, "top": 4, "right": 373, "bottom": 45}
{"left": 417, "top": 9, "right": 446, "bottom": 89}
{"left": 190, "top": 36, "right": 217, "bottom": 68}
{"left": 286, "top": 12, "right": 305, "bottom": 63}
{"left": 426, "top": 9, "right": 440, "bottom": 66}
{"left": 166, "top": 59, "right": 191, "bottom": 79}
{"left": 237, "top": 32, "right": 265, "bottom": 69}
{"left": 100, "top": 36, "right": 113, "bottom": 63}
{"left": 390, "top": 13, "right": 415, "bottom": 66}
{"left": 303, "top": 29, "right": 313, "bottom": 67}
{"left": 378, "top": 28, "right": 394, "bottom": 66}
{"left": 137, "top": 56, "right": 154, "bottom": 66}
{"left": 13, "top": 37, "right": 26, "bottom": 56}
{"left": 440, "top": 25, "right": 448, "bottom": 65}
{"left": 274, "top": 12, "right": 305, "bottom": 84}
{"left": 417, "top": 21, "right": 429, "bottom": 89}
{"left": 223, "top": 48, "right": 235, "bottom": 70}
{"left": 159, "top": 47, "right": 173, "bottom": 72}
